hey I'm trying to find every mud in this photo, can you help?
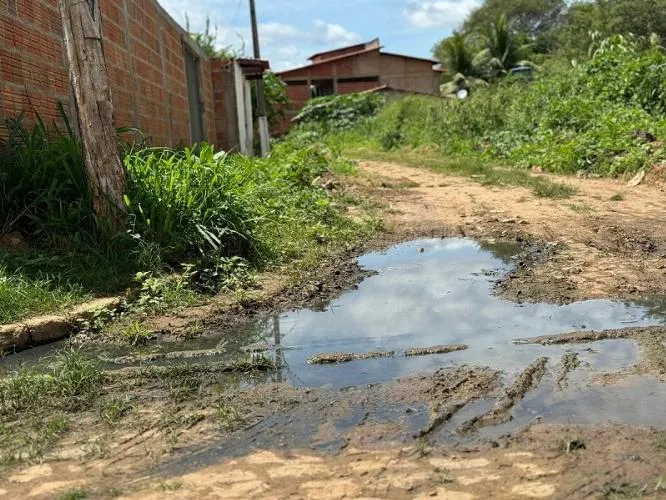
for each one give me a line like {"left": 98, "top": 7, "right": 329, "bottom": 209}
{"left": 357, "top": 160, "right": 666, "bottom": 304}
{"left": 514, "top": 325, "right": 666, "bottom": 345}
{"left": 417, "top": 366, "right": 501, "bottom": 437}
{"left": 461, "top": 357, "right": 548, "bottom": 432}
{"left": 404, "top": 344, "right": 468, "bottom": 357}
{"left": 5, "top": 160, "right": 666, "bottom": 498}
{"left": 555, "top": 352, "right": 580, "bottom": 389}
{"left": 306, "top": 351, "right": 395, "bottom": 364}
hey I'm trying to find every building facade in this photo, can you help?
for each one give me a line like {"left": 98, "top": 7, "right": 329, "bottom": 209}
{"left": 276, "top": 39, "right": 443, "bottom": 128}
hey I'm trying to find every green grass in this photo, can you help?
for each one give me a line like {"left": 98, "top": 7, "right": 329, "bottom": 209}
{"left": 61, "top": 488, "right": 88, "bottom": 500}
{"left": 610, "top": 193, "right": 625, "bottom": 201}
{"left": 0, "top": 114, "right": 376, "bottom": 324}
{"left": 0, "top": 350, "right": 104, "bottom": 467}
{"left": 0, "top": 264, "right": 88, "bottom": 324}
{"left": 353, "top": 148, "right": 576, "bottom": 199}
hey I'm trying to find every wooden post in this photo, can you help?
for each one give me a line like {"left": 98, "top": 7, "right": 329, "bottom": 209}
{"left": 59, "top": 0, "right": 126, "bottom": 233}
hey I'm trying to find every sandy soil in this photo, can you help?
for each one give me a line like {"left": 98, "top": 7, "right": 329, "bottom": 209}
{"left": 354, "top": 160, "right": 666, "bottom": 303}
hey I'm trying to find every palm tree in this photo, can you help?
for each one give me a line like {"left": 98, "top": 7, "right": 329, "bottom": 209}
{"left": 439, "top": 32, "right": 478, "bottom": 77}
{"left": 475, "top": 15, "right": 534, "bottom": 78}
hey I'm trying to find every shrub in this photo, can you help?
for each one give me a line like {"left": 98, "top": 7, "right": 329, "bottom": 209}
{"left": 293, "top": 92, "right": 385, "bottom": 130}
{"left": 357, "top": 37, "right": 666, "bottom": 176}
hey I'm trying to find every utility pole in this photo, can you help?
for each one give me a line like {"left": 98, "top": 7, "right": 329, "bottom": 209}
{"left": 249, "top": 0, "right": 270, "bottom": 157}
{"left": 59, "top": 0, "right": 126, "bottom": 235}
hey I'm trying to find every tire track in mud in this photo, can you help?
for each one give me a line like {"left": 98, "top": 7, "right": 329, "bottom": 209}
{"left": 513, "top": 325, "right": 666, "bottom": 345}
{"left": 555, "top": 352, "right": 580, "bottom": 390}
{"left": 416, "top": 366, "right": 500, "bottom": 437}
{"left": 459, "top": 357, "right": 549, "bottom": 433}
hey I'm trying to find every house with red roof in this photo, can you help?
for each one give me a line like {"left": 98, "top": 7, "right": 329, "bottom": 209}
{"left": 276, "top": 38, "right": 443, "bottom": 129}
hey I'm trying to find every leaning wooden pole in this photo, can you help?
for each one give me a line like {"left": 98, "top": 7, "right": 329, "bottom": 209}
{"left": 58, "top": 0, "right": 126, "bottom": 233}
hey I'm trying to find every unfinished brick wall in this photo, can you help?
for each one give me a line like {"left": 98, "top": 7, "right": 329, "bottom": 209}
{"left": 0, "top": 0, "right": 216, "bottom": 146}
{"left": 1, "top": 0, "right": 69, "bottom": 124}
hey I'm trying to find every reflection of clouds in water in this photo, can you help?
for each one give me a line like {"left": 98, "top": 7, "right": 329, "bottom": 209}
{"left": 275, "top": 239, "right": 666, "bottom": 388}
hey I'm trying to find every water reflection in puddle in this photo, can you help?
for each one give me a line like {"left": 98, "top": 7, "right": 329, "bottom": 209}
{"left": 3, "top": 238, "right": 666, "bottom": 434}
{"left": 225, "top": 238, "right": 664, "bottom": 388}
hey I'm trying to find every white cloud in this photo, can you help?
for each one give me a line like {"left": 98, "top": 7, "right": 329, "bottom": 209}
{"left": 156, "top": 0, "right": 361, "bottom": 71}
{"left": 312, "top": 19, "right": 362, "bottom": 45}
{"left": 403, "top": 0, "right": 481, "bottom": 29}
{"left": 259, "top": 20, "right": 360, "bottom": 46}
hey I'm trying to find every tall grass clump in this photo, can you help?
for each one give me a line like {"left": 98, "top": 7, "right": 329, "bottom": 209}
{"left": 344, "top": 35, "right": 666, "bottom": 177}
{"left": 0, "top": 107, "right": 372, "bottom": 322}
{"left": 0, "top": 106, "right": 93, "bottom": 248}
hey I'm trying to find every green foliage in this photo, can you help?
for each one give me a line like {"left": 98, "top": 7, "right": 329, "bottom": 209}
{"left": 186, "top": 15, "right": 237, "bottom": 58}
{"left": 124, "top": 147, "right": 254, "bottom": 263}
{"left": 463, "top": 0, "right": 565, "bottom": 38}
{"left": 254, "top": 72, "right": 290, "bottom": 128}
{"left": 293, "top": 92, "right": 386, "bottom": 131}
{"left": 557, "top": 0, "right": 666, "bottom": 58}
{"left": 434, "top": 32, "right": 479, "bottom": 78}
{"left": 0, "top": 106, "right": 93, "bottom": 247}
{"left": 1, "top": 110, "right": 373, "bottom": 323}
{"left": 365, "top": 39, "right": 666, "bottom": 177}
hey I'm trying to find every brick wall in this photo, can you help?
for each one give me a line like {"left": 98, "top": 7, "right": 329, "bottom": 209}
{"left": 337, "top": 80, "right": 379, "bottom": 94}
{"left": 0, "top": 0, "right": 216, "bottom": 146}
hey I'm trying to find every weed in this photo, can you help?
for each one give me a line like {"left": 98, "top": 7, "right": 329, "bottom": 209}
{"left": 414, "top": 435, "right": 432, "bottom": 457}
{"left": 563, "top": 438, "right": 586, "bottom": 453}
{"left": 610, "top": 193, "right": 625, "bottom": 201}
{"left": 566, "top": 203, "right": 593, "bottom": 213}
{"left": 231, "top": 354, "right": 276, "bottom": 372}
{"left": 60, "top": 488, "right": 88, "bottom": 500}
{"left": 100, "top": 396, "right": 134, "bottom": 425}
{"left": 601, "top": 482, "right": 648, "bottom": 498}
{"left": 120, "top": 320, "right": 153, "bottom": 346}
{"left": 156, "top": 480, "right": 183, "bottom": 491}
{"left": 215, "top": 403, "right": 245, "bottom": 431}
{"left": 0, "top": 350, "right": 104, "bottom": 467}
{"left": 293, "top": 93, "right": 385, "bottom": 130}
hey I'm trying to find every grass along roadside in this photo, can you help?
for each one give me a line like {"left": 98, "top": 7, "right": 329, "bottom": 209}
{"left": 0, "top": 347, "right": 282, "bottom": 471}
{"left": 349, "top": 147, "right": 577, "bottom": 199}
{"left": 0, "top": 114, "right": 378, "bottom": 325}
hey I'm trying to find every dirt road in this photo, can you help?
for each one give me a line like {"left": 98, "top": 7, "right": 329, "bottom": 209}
{"left": 355, "top": 160, "right": 666, "bottom": 303}
{"left": 3, "top": 161, "right": 666, "bottom": 499}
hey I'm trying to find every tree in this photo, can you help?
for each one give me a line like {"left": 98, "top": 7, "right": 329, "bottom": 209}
{"left": 58, "top": 0, "right": 126, "bottom": 233}
{"left": 433, "top": 32, "right": 479, "bottom": 78}
{"left": 186, "top": 15, "right": 239, "bottom": 58}
{"left": 463, "top": 0, "right": 565, "bottom": 38}
{"left": 557, "top": 0, "right": 666, "bottom": 58}
{"left": 475, "top": 15, "right": 532, "bottom": 78}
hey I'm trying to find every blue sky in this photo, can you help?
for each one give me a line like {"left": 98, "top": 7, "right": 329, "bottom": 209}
{"left": 158, "top": 0, "right": 481, "bottom": 71}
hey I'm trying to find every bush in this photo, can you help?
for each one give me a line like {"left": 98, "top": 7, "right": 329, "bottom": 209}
{"left": 1, "top": 113, "right": 369, "bottom": 321}
{"left": 293, "top": 92, "right": 385, "bottom": 130}
{"left": 360, "top": 37, "right": 666, "bottom": 176}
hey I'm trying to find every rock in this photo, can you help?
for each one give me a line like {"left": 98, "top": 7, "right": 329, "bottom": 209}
{"left": 0, "top": 231, "right": 27, "bottom": 252}
{"left": 627, "top": 169, "right": 646, "bottom": 187}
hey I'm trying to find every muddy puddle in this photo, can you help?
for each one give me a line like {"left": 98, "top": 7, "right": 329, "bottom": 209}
{"left": 3, "top": 238, "right": 666, "bottom": 438}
